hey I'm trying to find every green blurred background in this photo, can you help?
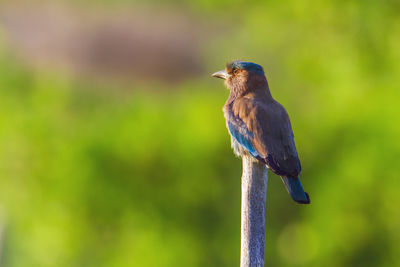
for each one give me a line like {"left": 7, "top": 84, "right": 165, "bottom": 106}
{"left": 0, "top": 0, "right": 399, "bottom": 266}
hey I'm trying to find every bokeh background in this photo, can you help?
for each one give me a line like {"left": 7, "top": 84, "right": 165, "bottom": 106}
{"left": 0, "top": 0, "right": 399, "bottom": 266}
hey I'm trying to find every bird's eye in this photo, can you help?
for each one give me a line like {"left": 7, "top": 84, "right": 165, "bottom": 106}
{"left": 233, "top": 68, "right": 239, "bottom": 74}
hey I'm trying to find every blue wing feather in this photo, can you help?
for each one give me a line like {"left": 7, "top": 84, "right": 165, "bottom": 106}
{"left": 226, "top": 103, "right": 260, "bottom": 159}
{"left": 227, "top": 121, "right": 259, "bottom": 158}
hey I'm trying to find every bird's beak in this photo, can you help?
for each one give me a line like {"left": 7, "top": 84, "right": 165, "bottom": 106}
{"left": 212, "top": 70, "right": 229, "bottom": 80}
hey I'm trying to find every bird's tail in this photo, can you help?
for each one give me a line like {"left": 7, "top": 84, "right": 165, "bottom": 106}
{"left": 280, "top": 176, "right": 310, "bottom": 204}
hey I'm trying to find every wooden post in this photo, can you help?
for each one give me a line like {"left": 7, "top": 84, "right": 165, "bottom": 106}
{"left": 240, "top": 154, "right": 268, "bottom": 267}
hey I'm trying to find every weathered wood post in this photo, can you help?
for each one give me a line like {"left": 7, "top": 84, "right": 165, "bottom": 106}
{"left": 240, "top": 154, "right": 268, "bottom": 267}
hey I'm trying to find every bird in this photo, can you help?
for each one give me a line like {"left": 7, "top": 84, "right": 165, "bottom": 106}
{"left": 212, "top": 60, "right": 310, "bottom": 204}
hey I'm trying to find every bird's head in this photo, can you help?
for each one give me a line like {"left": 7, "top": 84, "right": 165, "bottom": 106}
{"left": 212, "top": 61, "right": 267, "bottom": 95}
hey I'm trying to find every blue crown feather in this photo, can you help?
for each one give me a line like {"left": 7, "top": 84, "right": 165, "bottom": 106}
{"left": 227, "top": 61, "right": 264, "bottom": 74}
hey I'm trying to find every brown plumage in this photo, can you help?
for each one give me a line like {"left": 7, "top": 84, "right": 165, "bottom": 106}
{"left": 213, "top": 60, "right": 309, "bottom": 204}
{"left": 228, "top": 93, "right": 301, "bottom": 177}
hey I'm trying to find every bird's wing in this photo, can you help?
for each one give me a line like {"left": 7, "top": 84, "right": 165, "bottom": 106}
{"left": 227, "top": 97, "right": 301, "bottom": 177}
{"left": 225, "top": 102, "right": 261, "bottom": 159}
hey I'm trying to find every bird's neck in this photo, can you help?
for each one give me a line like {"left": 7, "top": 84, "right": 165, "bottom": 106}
{"left": 228, "top": 76, "right": 272, "bottom": 102}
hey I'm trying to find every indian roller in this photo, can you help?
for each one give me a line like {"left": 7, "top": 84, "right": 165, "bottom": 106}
{"left": 212, "top": 61, "right": 310, "bottom": 204}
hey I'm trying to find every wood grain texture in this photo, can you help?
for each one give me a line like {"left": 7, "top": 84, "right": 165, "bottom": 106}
{"left": 240, "top": 155, "right": 268, "bottom": 267}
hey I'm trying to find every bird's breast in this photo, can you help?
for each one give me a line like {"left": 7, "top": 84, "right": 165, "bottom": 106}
{"left": 230, "top": 134, "right": 251, "bottom": 158}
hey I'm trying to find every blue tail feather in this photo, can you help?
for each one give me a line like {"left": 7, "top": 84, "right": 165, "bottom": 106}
{"left": 280, "top": 176, "right": 310, "bottom": 204}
